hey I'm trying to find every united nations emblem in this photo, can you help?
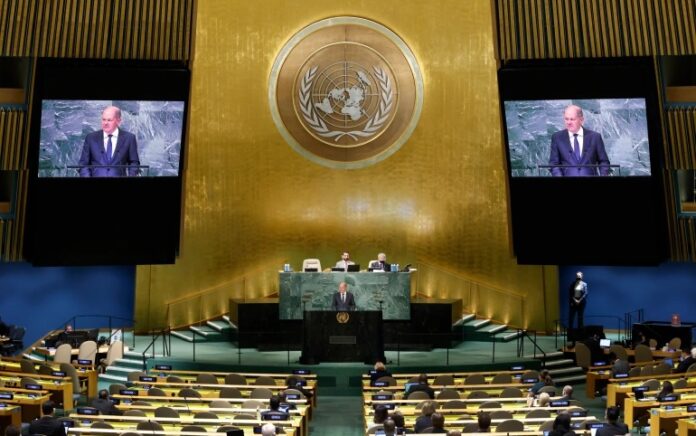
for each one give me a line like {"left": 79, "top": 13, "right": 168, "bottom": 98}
{"left": 269, "top": 17, "right": 423, "bottom": 169}
{"left": 336, "top": 312, "right": 350, "bottom": 324}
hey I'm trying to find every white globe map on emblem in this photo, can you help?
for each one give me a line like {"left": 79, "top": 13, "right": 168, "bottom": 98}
{"left": 313, "top": 65, "right": 372, "bottom": 122}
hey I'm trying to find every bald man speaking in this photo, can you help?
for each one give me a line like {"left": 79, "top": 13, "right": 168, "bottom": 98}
{"left": 78, "top": 105, "right": 140, "bottom": 177}
{"left": 548, "top": 104, "right": 610, "bottom": 177}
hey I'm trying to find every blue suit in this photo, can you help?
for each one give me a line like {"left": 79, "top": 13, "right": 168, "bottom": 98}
{"left": 548, "top": 128, "right": 610, "bottom": 176}
{"left": 78, "top": 129, "right": 140, "bottom": 177}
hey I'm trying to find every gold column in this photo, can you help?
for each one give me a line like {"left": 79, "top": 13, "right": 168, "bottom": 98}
{"left": 136, "top": 0, "right": 557, "bottom": 332}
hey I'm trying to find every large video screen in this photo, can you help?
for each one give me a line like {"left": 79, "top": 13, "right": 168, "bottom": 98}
{"left": 39, "top": 99, "right": 185, "bottom": 178}
{"left": 504, "top": 98, "right": 650, "bottom": 177}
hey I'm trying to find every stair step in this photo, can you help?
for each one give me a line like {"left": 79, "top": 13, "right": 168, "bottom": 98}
{"left": 548, "top": 366, "right": 584, "bottom": 376}
{"left": 465, "top": 319, "right": 491, "bottom": 329}
{"left": 498, "top": 330, "right": 524, "bottom": 342}
{"left": 479, "top": 324, "right": 507, "bottom": 334}
{"left": 222, "top": 315, "right": 238, "bottom": 330}
{"left": 554, "top": 374, "right": 587, "bottom": 384}
{"left": 171, "top": 331, "right": 194, "bottom": 342}
{"left": 453, "top": 314, "right": 477, "bottom": 327}
{"left": 23, "top": 353, "right": 44, "bottom": 361}
{"left": 99, "top": 373, "right": 128, "bottom": 384}
{"left": 116, "top": 358, "right": 143, "bottom": 367}
{"left": 106, "top": 365, "right": 143, "bottom": 374}
{"left": 206, "top": 320, "right": 230, "bottom": 332}
{"left": 524, "top": 351, "right": 565, "bottom": 360}
{"left": 189, "top": 326, "right": 219, "bottom": 337}
{"left": 543, "top": 359, "right": 575, "bottom": 368}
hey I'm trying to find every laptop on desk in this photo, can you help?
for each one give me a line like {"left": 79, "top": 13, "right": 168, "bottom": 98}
{"left": 347, "top": 264, "right": 360, "bottom": 272}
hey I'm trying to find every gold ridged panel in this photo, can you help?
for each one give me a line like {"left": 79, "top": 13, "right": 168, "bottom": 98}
{"left": 134, "top": 0, "right": 558, "bottom": 333}
{"left": 0, "top": 170, "right": 27, "bottom": 261}
{"left": 664, "top": 108, "right": 696, "bottom": 169}
{"left": 495, "top": 0, "right": 696, "bottom": 59}
{"left": 0, "top": 0, "right": 194, "bottom": 59}
{"left": 0, "top": 109, "right": 25, "bottom": 171}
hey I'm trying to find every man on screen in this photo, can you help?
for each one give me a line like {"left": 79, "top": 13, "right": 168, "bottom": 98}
{"left": 331, "top": 281, "right": 356, "bottom": 311}
{"left": 78, "top": 106, "right": 140, "bottom": 177}
{"left": 548, "top": 105, "right": 610, "bottom": 176}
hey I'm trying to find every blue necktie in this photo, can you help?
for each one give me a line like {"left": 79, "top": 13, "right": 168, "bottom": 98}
{"left": 573, "top": 134, "right": 580, "bottom": 161}
{"left": 106, "top": 135, "right": 113, "bottom": 162}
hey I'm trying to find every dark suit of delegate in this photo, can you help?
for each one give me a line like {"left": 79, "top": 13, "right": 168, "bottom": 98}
{"left": 78, "top": 129, "right": 140, "bottom": 177}
{"left": 28, "top": 415, "right": 64, "bottom": 436}
{"left": 331, "top": 292, "right": 356, "bottom": 311}
{"left": 548, "top": 128, "right": 610, "bottom": 176}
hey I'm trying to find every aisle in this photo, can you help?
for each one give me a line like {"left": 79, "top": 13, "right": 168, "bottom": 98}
{"left": 309, "top": 395, "right": 365, "bottom": 436}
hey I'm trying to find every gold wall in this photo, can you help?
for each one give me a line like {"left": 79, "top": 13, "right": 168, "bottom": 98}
{"left": 135, "top": 0, "right": 558, "bottom": 332}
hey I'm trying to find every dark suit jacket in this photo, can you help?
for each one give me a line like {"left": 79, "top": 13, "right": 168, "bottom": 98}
{"left": 407, "top": 383, "right": 435, "bottom": 399}
{"left": 331, "top": 291, "right": 356, "bottom": 311}
{"left": 595, "top": 422, "right": 628, "bottom": 436}
{"left": 29, "top": 415, "right": 64, "bottom": 436}
{"left": 78, "top": 129, "right": 140, "bottom": 177}
{"left": 369, "top": 260, "right": 391, "bottom": 271}
{"left": 548, "top": 128, "right": 610, "bottom": 176}
{"left": 91, "top": 398, "right": 122, "bottom": 415}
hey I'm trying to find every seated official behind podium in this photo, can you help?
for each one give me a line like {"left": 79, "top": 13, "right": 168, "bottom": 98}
{"left": 331, "top": 282, "right": 356, "bottom": 311}
{"left": 335, "top": 251, "right": 355, "bottom": 271}
{"left": 369, "top": 253, "right": 390, "bottom": 272}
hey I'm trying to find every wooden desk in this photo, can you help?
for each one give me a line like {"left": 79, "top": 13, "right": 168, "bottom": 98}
{"left": 152, "top": 369, "right": 317, "bottom": 383}
{"left": 0, "top": 389, "right": 52, "bottom": 421}
{"left": 677, "top": 417, "right": 696, "bottom": 436}
{"left": 0, "top": 405, "right": 22, "bottom": 432}
{"left": 605, "top": 373, "right": 696, "bottom": 407}
{"left": 624, "top": 395, "right": 696, "bottom": 427}
{"left": 0, "top": 361, "right": 97, "bottom": 400}
{"left": 363, "top": 416, "right": 597, "bottom": 434}
{"left": 648, "top": 407, "right": 696, "bottom": 436}
{"left": 33, "top": 344, "right": 109, "bottom": 360}
{"left": 0, "top": 371, "right": 74, "bottom": 408}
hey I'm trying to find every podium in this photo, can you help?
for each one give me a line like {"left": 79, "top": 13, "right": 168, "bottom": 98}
{"left": 300, "top": 310, "right": 385, "bottom": 364}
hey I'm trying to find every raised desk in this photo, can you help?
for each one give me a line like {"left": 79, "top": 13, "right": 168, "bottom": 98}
{"left": 279, "top": 271, "right": 412, "bottom": 320}
{"left": 0, "top": 405, "right": 22, "bottom": 432}
{"left": 0, "top": 371, "right": 74, "bottom": 408}
{"left": 677, "top": 417, "right": 696, "bottom": 436}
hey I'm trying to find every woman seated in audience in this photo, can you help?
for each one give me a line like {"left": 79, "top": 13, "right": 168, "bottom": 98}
{"left": 414, "top": 400, "right": 436, "bottom": 433}
{"left": 530, "top": 369, "right": 554, "bottom": 395}
{"left": 370, "top": 361, "right": 392, "bottom": 383}
{"left": 656, "top": 380, "right": 674, "bottom": 401}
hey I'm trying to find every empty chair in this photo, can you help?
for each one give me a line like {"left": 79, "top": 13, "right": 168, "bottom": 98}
{"left": 673, "top": 378, "right": 688, "bottom": 389}
{"left": 53, "top": 343, "right": 73, "bottom": 364}
{"left": 478, "top": 401, "right": 502, "bottom": 409}
{"left": 432, "top": 374, "right": 454, "bottom": 385}
{"left": 77, "top": 340, "right": 97, "bottom": 365}
{"left": 59, "top": 362, "right": 84, "bottom": 403}
{"left": 462, "top": 422, "right": 480, "bottom": 433}
{"left": 634, "top": 344, "right": 653, "bottom": 363}
{"left": 166, "top": 375, "right": 184, "bottom": 382}
{"left": 137, "top": 421, "right": 164, "bottom": 432}
{"left": 499, "top": 387, "right": 523, "bottom": 398}
{"left": 640, "top": 365, "right": 654, "bottom": 376}
{"left": 687, "top": 362, "right": 696, "bottom": 373}
{"left": 436, "top": 389, "right": 460, "bottom": 399}
{"left": 242, "top": 399, "right": 263, "bottom": 409}
{"left": 147, "top": 387, "right": 167, "bottom": 397}
{"left": 217, "top": 426, "right": 243, "bottom": 436}
{"left": 467, "top": 390, "right": 490, "bottom": 399}
{"left": 254, "top": 375, "right": 277, "bottom": 386}
{"left": 628, "top": 366, "right": 642, "bottom": 377}
{"left": 464, "top": 374, "right": 486, "bottom": 385}
{"left": 196, "top": 373, "right": 218, "bottom": 384}
{"left": 120, "top": 432, "right": 143, "bottom": 436}
{"left": 520, "top": 370, "right": 540, "bottom": 380}
{"left": 20, "top": 359, "right": 37, "bottom": 373}
{"left": 180, "top": 425, "right": 206, "bottom": 433}
{"left": 178, "top": 388, "right": 202, "bottom": 398}
{"left": 490, "top": 373, "right": 512, "bottom": 384}
{"left": 652, "top": 363, "right": 672, "bottom": 375}
{"left": 538, "top": 385, "right": 556, "bottom": 395}
{"left": 37, "top": 364, "right": 54, "bottom": 375}
{"left": 490, "top": 410, "right": 513, "bottom": 420}
{"left": 193, "top": 411, "right": 218, "bottom": 420}
{"left": 375, "top": 376, "right": 397, "bottom": 386}
{"left": 100, "top": 340, "right": 123, "bottom": 372}
{"left": 283, "top": 388, "right": 306, "bottom": 399}
{"left": 219, "top": 387, "right": 242, "bottom": 398}
{"left": 132, "top": 400, "right": 151, "bottom": 406}
{"left": 609, "top": 343, "right": 629, "bottom": 361}
{"left": 442, "top": 399, "right": 467, "bottom": 409}
{"left": 407, "top": 390, "right": 431, "bottom": 400}
{"left": 127, "top": 371, "right": 147, "bottom": 382}
{"left": 224, "top": 373, "right": 247, "bottom": 385}
{"left": 155, "top": 406, "right": 180, "bottom": 418}
{"left": 209, "top": 400, "right": 233, "bottom": 408}
{"left": 20, "top": 376, "right": 39, "bottom": 387}
{"left": 526, "top": 409, "right": 551, "bottom": 419}
{"left": 302, "top": 259, "right": 321, "bottom": 272}
{"left": 496, "top": 419, "right": 524, "bottom": 432}
{"left": 574, "top": 342, "right": 592, "bottom": 369}
{"left": 124, "top": 410, "right": 147, "bottom": 417}
{"left": 233, "top": 414, "right": 256, "bottom": 420}
{"left": 641, "top": 378, "right": 660, "bottom": 391}
{"left": 538, "top": 420, "right": 555, "bottom": 432}
{"left": 109, "top": 383, "right": 127, "bottom": 396}
{"left": 91, "top": 422, "right": 114, "bottom": 429}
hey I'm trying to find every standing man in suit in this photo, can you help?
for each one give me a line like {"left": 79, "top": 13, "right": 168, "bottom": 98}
{"left": 569, "top": 271, "right": 588, "bottom": 342}
{"left": 332, "top": 281, "right": 356, "bottom": 311}
{"left": 78, "top": 106, "right": 140, "bottom": 177}
{"left": 548, "top": 105, "right": 610, "bottom": 176}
